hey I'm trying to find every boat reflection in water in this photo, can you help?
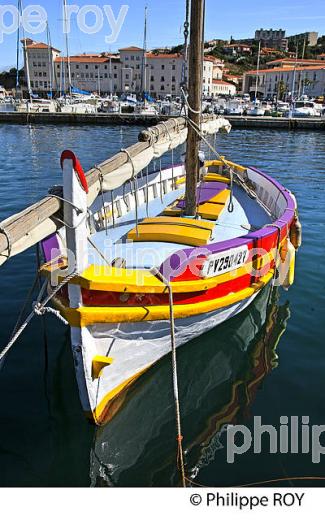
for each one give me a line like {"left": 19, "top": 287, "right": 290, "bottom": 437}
{"left": 90, "top": 286, "right": 290, "bottom": 487}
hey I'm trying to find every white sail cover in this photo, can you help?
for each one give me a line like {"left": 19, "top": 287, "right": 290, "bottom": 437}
{"left": 96, "top": 117, "right": 231, "bottom": 197}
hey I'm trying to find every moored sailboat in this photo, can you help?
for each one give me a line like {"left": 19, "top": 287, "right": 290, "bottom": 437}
{"left": 0, "top": 0, "right": 301, "bottom": 431}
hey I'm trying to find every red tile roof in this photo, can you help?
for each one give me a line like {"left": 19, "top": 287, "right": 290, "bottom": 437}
{"left": 213, "top": 79, "right": 235, "bottom": 85}
{"left": 119, "top": 46, "right": 144, "bottom": 51}
{"left": 145, "top": 53, "right": 182, "bottom": 59}
{"left": 245, "top": 65, "right": 325, "bottom": 74}
{"left": 25, "top": 41, "right": 61, "bottom": 53}
{"left": 267, "top": 58, "right": 324, "bottom": 65}
{"left": 54, "top": 56, "right": 112, "bottom": 63}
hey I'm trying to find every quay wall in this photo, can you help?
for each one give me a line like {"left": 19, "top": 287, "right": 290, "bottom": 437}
{"left": 0, "top": 111, "right": 324, "bottom": 130}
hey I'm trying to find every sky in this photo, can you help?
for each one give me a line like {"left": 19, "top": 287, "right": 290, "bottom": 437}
{"left": 0, "top": 0, "right": 324, "bottom": 70}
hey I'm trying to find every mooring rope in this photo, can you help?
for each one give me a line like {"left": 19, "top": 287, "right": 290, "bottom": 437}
{"left": 0, "top": 270, "right": 75, "bottom": 361}
{"left": 150, "top": 267, "right": 186, "bottom": 488}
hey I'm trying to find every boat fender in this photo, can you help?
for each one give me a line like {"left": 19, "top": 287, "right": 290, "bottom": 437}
{"left": 290, "top": 213, "right": 302, "bottom": 250}
{"left": 278, "top": 238, "right": 296, "bottom": 290}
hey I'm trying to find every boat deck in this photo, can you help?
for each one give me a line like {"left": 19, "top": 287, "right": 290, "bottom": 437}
{"left": 88, "top": 183, "right": 271, "bottom": 269}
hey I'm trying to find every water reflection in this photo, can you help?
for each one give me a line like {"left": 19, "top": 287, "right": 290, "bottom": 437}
{"left": 90, "top": 286, "right": 290, "bottom": 487}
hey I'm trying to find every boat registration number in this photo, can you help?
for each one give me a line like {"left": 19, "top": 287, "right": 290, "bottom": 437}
{"left": 201, "top": 246, "right": 249, "bottom": 278}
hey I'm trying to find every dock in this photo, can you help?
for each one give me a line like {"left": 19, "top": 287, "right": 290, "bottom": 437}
{"left": 0, "top": 111, "right": 324, "bottom": 130}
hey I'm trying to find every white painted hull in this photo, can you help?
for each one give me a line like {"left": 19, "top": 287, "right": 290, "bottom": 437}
{"left": 70, "top": 291, "right": 261, "bottom": 422}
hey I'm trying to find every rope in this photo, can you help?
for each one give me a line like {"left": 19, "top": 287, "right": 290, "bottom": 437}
{"left": 151, "top": 267, "right": 186, "bottom": 488}
{"left": 159, "top": 159, "right": 163, "bottom": 202}
{"left": 186, "top": 116, "right": 275, "bottom": 218}
{"left": 181, "top": 87, "right": 202, "bottom": 115}
{"left": 49, "top": 193, "right": 83, "bottom": 215}
{"left": 121, "top": 148, "right": 139, "bottom": 237}
{"left": 145, "top": 166, "right": 149, "bottom": 217}
{"left": 94, "top": 165, "right": 108, "bottom": 235}
{"left": 161, "top": 121, "right": 175, "bottom": 188}
{"left": 0, "top": 226, "right": 12, "bottom": 258}
{"left": 87, "top": 236, "right": 112, "bottom": 267}
{"left": 0, "top": 270, "right": 76, "bottom": 361}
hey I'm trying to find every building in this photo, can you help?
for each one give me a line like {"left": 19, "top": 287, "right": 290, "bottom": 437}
{"left": 254, "top": 29, "right": 288, "bottom": 52}
{"left": 243, "top": 65, "right": 325, "bottom": 99}
{"left": 212, "top": 79, "right": 236, "bottom": 96}
{"left": 22, "top": 40, "right": 225, "bottom": 98}
{"left": 266, "top": 58, "right": 325, "bottom": 69}
{"left": 287, "top": 32, "right": 319, "bottom": 47}
{"left": 223, "top": 44, "right": 252, "bottom": 56}
{"left": 22, "top": 38, "right": 61, "bottom": 95}
{"left": 317, "top": 53, "right": 325, "bottom": 61}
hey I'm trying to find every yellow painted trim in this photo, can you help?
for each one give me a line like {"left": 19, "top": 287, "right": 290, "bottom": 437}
{"left": 53, "top": 270, "right": 274, "bottom": 327}
{"left": 93, "top": 364, "right": 152, "bottom": 424}
{"left": 92, "top": 355, "right": 114, "bottom": 379}
{"left": 41, "top": 250, "right": 276, "bottom": 295}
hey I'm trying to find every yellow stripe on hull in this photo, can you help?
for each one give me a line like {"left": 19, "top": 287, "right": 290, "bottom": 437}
{"left": 53, "top": 270, "right": 274, "bottom": 327}
{"left": 41, "top": 250, "right": 276, "bottom": 294}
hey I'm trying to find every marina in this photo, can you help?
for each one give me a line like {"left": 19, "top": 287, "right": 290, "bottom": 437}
{"left": 1, "top": 0, "right": 325, "bottom": 502}
{"left": 0, "top": 124, "right": 324, "bottom": 486}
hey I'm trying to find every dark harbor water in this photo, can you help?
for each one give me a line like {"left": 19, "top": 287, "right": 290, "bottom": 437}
{"left": 0, "top": 124, "right": 324, "bottom": 487}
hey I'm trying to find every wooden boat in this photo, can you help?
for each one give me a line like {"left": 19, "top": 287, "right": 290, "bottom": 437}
{"left": 38, "top": 137, "right": 301, "bottom": 424}
{"left": 0, "top": 0, "right": 301, "bottom": 431}
{"left": 89, "top": 287, "right": 290, "bottom": 485}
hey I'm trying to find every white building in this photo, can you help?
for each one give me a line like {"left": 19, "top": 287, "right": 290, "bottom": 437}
{"left": 212, "top": 79, "right": 237, "bottom": 96}
{"left": 243, "top": 65, "right": 325, "bottom": 98}
{"left": 23, "top": 40, "right": 227, "bottom": 98}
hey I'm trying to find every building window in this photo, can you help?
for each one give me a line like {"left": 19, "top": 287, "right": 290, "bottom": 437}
{"left": 43, "top": 72, "right": 47, "bottom": 77}
{"left": 39, "top": 81, "right": 43, "bottom": 86}
{"left": 172, "top": 65, "right": 176, "bottom": 70}
{"left": 172, "top": 76, "right": 175, "bottom": 82}
{"left": 136, "top": 56, "right": 140, "bottom": 61}
{"left": 172, "top": 85, "right": 175, "bottom": 91}
{"left": 90, "top": 73, "right": 94, "bottom": 78}
{"left": 104, "top": 73, "right": 108, "bottom": 78}
{"left": 131, "top": 55, "right": 134, "bottom": 61}
{"left": 161, "top": 76, "right": 165, "bottom": 82}
{"left": 81, "top": 73, "right": 84, "bottom": 78}
{"left": 150, "top": 84, "right": 154, "bottom": 90}
{"left": 150, "top": 75, "right": 154, "bottom": 81}
{"left": 33, "top": 62, "right": 37, "bottom": 67}
{"left": 95, "top": 65, "right": 98, "bottom": 69}
{"left": 114, "top": 73, "right": 117, "bottom": 79}
{"left": 30, "top": 81, "right": 34, "bottom": 87}
{"left": 85, "top": 65, "right": 89, "bottom": 69}
{"left": 104, "top": 65, "right": 107, "bottom": 69}
{"left": 126, "top": 74, "right": 129, "bottom": 79}
{"left": 136, "top": 64, "right": 140, "bottom": 69}
{"left": 42, "top": 62, "right": 46, "bottom": 67}
{"left": 125, "top": 56, "right": 129, "bottom": 60}
{"left": 44, "top": 81, "right": 47, "bottom": 88}
{"left": 161, "top": 85, "right": 165, "bottom": 90}
{"left": 161, "top": 64, "right": 165, "bottom": 70}
{"left": 86, "top": 73, "right": 89, "bottom": 78}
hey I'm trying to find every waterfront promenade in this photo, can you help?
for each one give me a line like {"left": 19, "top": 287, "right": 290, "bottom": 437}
{"left": 0, "top": 111, "right": 324, "bottom": 129}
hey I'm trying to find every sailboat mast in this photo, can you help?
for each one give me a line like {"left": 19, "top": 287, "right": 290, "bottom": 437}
{"left": 46, "top": 21, "right": 53, "bottom": 98}
{"left": 254, "top": 40, "right": 261, "bottom": 101}
{"left": 63, "top": 0, "right": 72, "bottom": 96}
{"left": 184, "top": 0, "right": 205, "bottom": 216}
{"left": 141, "top": 6, "right": 148, "bottom": 96}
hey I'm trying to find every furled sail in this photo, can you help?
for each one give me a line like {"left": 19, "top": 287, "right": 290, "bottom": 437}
{"left": 0, "top": 116, "right": 231, "bottom": 264}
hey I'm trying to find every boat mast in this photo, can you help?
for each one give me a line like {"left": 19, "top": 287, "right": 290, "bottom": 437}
{"left": 46, "top": 21, "right": 53, "bottom": 98}
{"left": 254, "top": 40, "right": 261, "bottom": 102}
{"left": 141, "top": 6, "right": 148, "bottom": 98}
{"left": 16, "top": 0, "right": 21, "bottom": 92}
{"left": 63, "top": 0, "right": 72, "bottom": 96}
{"left": 184, "top": 0, "right": 205, "bottom": 216}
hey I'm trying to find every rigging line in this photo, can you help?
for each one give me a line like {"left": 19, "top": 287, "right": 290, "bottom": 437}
{"left": 87, "top": 236, "right": 111, "bottom": 267}
{"left": 151, "top": 267, "right": 186, "bottom": 488}
{"left": 94, "top": 165, "right": 108, "bottom": 235}
{"left": 186, "top": 117, "right": 275, "bottom": 218}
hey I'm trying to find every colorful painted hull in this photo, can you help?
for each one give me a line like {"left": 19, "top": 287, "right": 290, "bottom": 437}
{"left": 41, "top": 159, "right": 300, "bottom": 424}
